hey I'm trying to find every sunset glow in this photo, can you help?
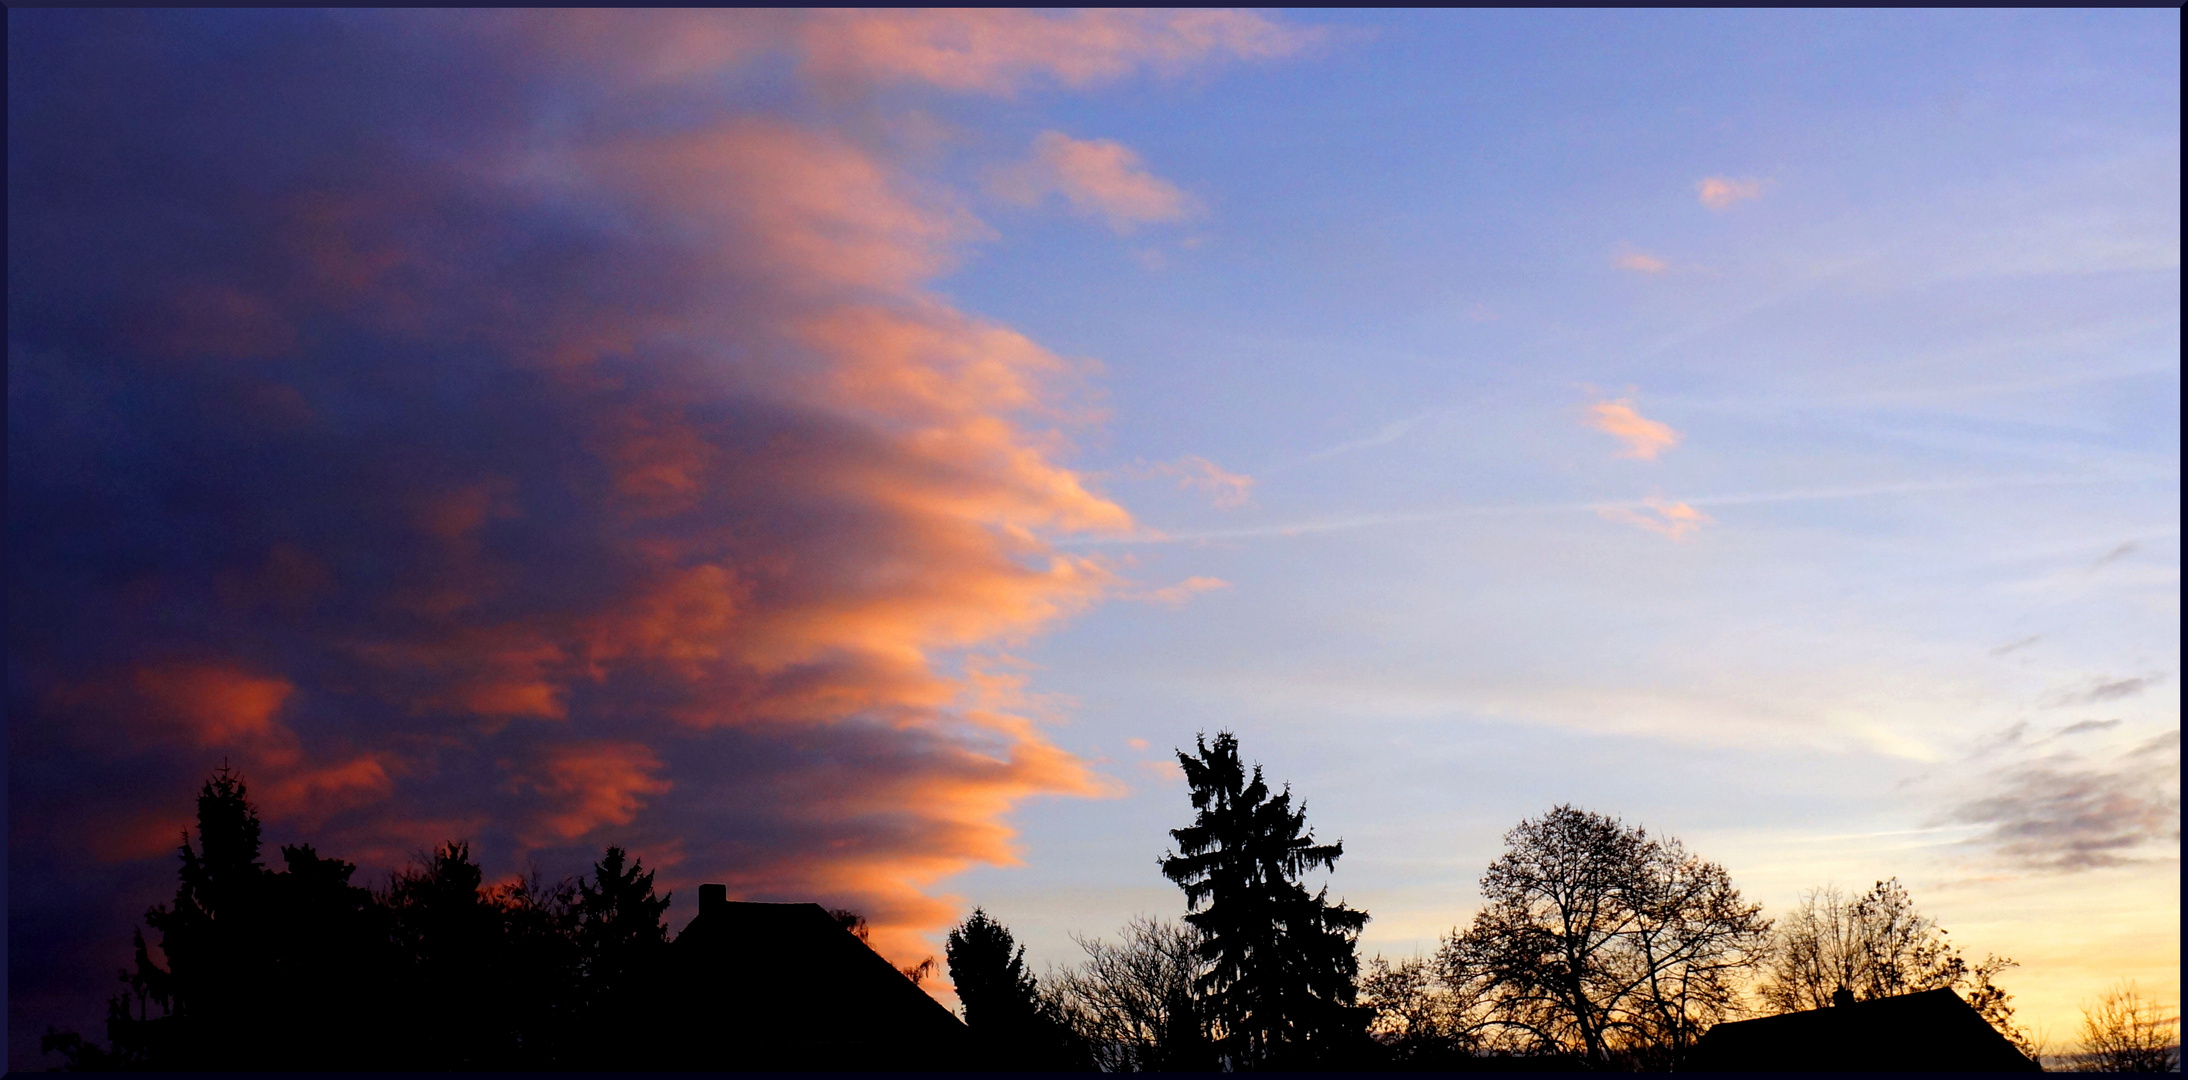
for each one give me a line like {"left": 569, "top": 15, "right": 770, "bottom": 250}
{"left": 9, "top": 9, "right": 2177, "bottom": 1065}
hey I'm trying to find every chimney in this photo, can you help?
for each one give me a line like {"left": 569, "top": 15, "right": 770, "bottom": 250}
{"left": 700, "top": 883, "right": 727, "bottom": 917}
{"left": 1832, "top": 986, "right": 1855, "bottom": 1009}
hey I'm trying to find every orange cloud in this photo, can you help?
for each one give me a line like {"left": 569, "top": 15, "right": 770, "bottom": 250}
{"left": 991, "top": 132, "right": 1192, "bottom": 232}
{"left": 1598, "top": 498, "right": 1712, "bottom": 540}
{"left": 1586, "top": 399, "right": 1683, "bottom": 460}
{"left": 12, "top": 10, "right": 1332, "bottom": 1020}
{"left": 798, "top": 9, "right": 1319, "bottom": 95}
{"left": 1141, "top": 576, "right": 1231, "bottom": 608}
{"left": 510, "top": 742, "right": 674, "bottom": 845}
{"left": 258, "top": 756, "right": 399, "bottom": 826}
{"left": 484, "top": 9, "right": 1317, "bottom": 99}
{"left": 1697, "top": 176, "right": 1765, "bottom": 209}
{"left": 1615, "top": 251, "right": 1669, "bottom": 274}
{"left": 127, "top": 663, "right": 295, "bottom": 747}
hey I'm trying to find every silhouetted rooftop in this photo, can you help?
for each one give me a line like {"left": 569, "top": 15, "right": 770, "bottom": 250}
{"left": 1687, "top": 987, "right": 2040, "bottom": 1072}
{"left": 653, "top": 887, "right": 973, "bottom": 1071}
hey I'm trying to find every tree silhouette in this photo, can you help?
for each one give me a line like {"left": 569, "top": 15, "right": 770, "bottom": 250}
{"left": 43, "top": 767, "right": 410, "bottom": 1070}
{"left": 1048, "top": 916, "right": 1217, "bottom": 1071}
{"left": 570, "top": 846, "right": 670, "bottom": 1066}
{"left": 1160, "top": 731, "right": 1370, "bottom": 1069}
{"left": 44, "top": 768, "right": 685, "bottom": 1071}
{"left": 946, "top": 908, "right": 1086, "bottom": 1069}
{"left": 2074, "top": 982, "right": 2180, "bottom": 1072}
{"left": 383, "top": 841, "right": 511, "bottom": 1067}
{"left": 1760, "top": 877, "right": 2031, "bottom": 1054}
{"left": 1358, "top": 954, "right": 1480, "bottom": 1067}
{"left": 948, "top": 909, "right": 1040, "bottom": 1031}
{"left": 1437, "top": 805, "right": 1769, "bottom": 1069}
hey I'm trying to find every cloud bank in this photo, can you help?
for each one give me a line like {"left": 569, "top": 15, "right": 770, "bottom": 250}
{"left": 5, "top": 9, "right": 1306, "bottom": 1055}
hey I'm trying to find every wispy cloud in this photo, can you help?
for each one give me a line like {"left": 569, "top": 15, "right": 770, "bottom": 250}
{"left": 2090, "top": 540, "right": 2138, "bottom": 570}
{"left": 1597, "top": 497, "right": 1711, "bottom": 540}
{"left": 797, "top": 8, "right": 1322, "bottom": 95}
{"left": 1697, "top": 176, "right": 1765, "bottom": 209}
{"left": 2059, "top": 719, "right": 2123, "bottom": 737}
{"left": 1064, "top": 472, "right": 2123, "bottom": 547}
{"left": 1137, "top": 575, "right": 1231, "bottom": 607}
{"left": 1944, "top": 732, "right": 2181, "bottom": 872}
{"left": 1614, "top": 251, "right": 1670, "bottom": 274}
{"left": 1136, "top": 455, "right": 1254, "bottom": 508}
{"left": 991, "top": 131, "right": 1192, "bottom": 232}
{"left": 1303, "top": 412, "right": 1432, "bottom": 462}
{"left": 2042, "top": 675, "right": 2163, "bottom": 708}
{"left": 1586, "top": 398, "right": 1683, "bottom": 460}
{"left": 1990, "top": 635, "right": 2042, "bottom": 657}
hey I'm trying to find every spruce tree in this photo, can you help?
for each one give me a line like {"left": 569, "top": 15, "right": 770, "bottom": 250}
{"left": 947, "top": 908, "right": 1086, "bottom": 1069}
{"left": 1160, "top": 732, "right": 1369, "bottom": 1069}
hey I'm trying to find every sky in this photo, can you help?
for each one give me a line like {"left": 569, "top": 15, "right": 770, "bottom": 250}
{"left": 7, "top": 9, "right": 2178, "bottom": 1064}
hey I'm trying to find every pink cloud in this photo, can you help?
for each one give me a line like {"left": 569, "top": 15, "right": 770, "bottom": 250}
{"left": 1586, "top": 399, "right": 1683, "bottom": 460}
{"left": 1598, "top": 498, "right": 1713, "bottom": 540}
{"left": 1140, "top": 454, "right": 1254, "bottom": 507}
{"left": 992, "top": 132, "right": 1192, "bottom": 232}
{"left": 1615, "top": 251, "right": 1669, "bottom": 274}
{"left": 1140, "top": 576, "right": 1232, "bottom": 608}
{"left": 799, "top": 9, "right": 1320, "bottom": 95}
{"left": 482, "top": 9, "right": 1318, "bottom": 98}
{"left": 508, "top": 742, "right": 675, "bottom": 846}
{"left": 1697, "top": 176, "right": 1765, "bottom": 210}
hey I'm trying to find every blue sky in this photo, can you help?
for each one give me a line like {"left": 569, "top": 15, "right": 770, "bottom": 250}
{"left": 930, "top": 8, "right": 2179, "bottom": 1038}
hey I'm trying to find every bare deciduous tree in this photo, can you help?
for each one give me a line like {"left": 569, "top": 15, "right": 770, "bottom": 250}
{"left": 1760, "top": 878, "right": 2033, "bottom": 1056}
{"left": 1359, "top": 955, "right": 1466, "bottom": 1064}
{"left": 2074, "top": 982, "right": 2180, "bottom": 1073}
{"left": 1435, "top": 805, "right": 1771, "bottom": 1069}
{"left": 1045, "top": 916, "right": 1216, "bottom": 1072}
{"left": 1623, "top": 837, "right": 1775, "bottom": 1068}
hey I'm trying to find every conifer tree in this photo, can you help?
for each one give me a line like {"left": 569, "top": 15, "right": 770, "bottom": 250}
{"left": 1160, "top": 732, "right": 1370, "bottom": 1069}
{"left": 570, "top": 846, "right": 670, "bottom": 1065}
{"left": 947, "top": 908, "right": 1087, "bottom": 1069}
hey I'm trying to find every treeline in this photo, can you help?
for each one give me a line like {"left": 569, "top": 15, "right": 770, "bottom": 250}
{"left": 939, "top": 733, "right": 2068, "bottom": 1071}
{"left": 48, "top": 736, "right": 2175, "bottom": 1071}
{"left": 44, "top": 769, "right": 676, "bottom": 1071}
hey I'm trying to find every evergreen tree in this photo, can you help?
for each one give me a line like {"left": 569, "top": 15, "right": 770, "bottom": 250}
{"left": 43, "top": 767, "right": 679, "bottom": 1071}
{"left": 1160, "top": 732, "right": 1370, "bottom": 1069}
{"left": 949, "top": 908, "right": 1041, "bottom": 1033}
{"left": 45, "top": 768, "right": 399, "bottom": 1070}
{"left": 384, "top": 841, "right": 503, "bottom": 1067}
{"left": 947, "top": 908, "right": 1087, "bottom": 1069}
{"left": 570, "top": 846, "right": 671, "bottom": 1066}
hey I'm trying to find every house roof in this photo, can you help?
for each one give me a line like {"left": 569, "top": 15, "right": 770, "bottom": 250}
{"left": 1687, "top": 987, "right": 2040, "bottom": 1073}
{"left": 654, "top": 889, "right": 974, "bottom": 1070}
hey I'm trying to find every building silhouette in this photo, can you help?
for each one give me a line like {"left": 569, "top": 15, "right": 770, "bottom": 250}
{"left": 653, "top": 886, "right": 975, "bottom": 1070}
{"left": 1686, "top": 987, "right": 2041, "bottom": 1072}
